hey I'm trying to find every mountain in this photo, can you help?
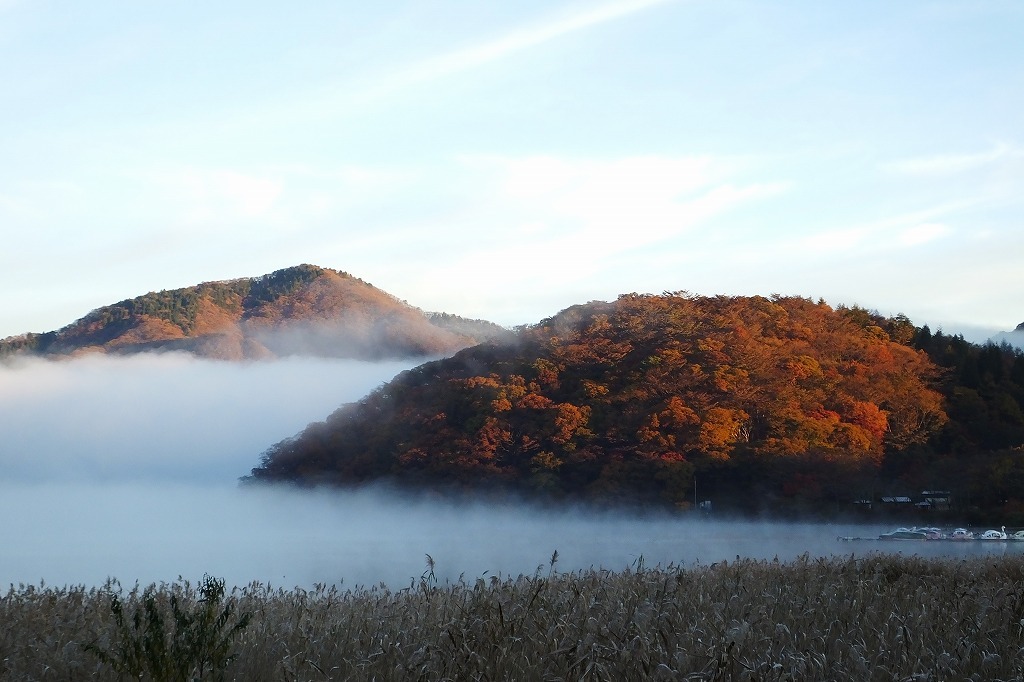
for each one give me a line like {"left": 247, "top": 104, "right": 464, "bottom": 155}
{"left": 0, "top": 265, "right": 513, "bottom": 361}
{"left": 247, "top": 294, "right": 957, "bottom": 508}
{"left": 991, "top": 322, "right": 1024, "bottom": 351}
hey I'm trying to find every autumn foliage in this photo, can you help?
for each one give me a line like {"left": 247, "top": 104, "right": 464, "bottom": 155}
{"left": 249, "top": 294, "right": 949, "bottom": 508}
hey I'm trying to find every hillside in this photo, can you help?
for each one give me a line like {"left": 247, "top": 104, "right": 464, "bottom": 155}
{"left": 249, "top": 293, "right": 972, "bottom": 509}
{"left": 991, "top": 322, "right": 1024, "bottom": 351}
{"left": 0, "top": 265, "right": 512, "bottom": 361}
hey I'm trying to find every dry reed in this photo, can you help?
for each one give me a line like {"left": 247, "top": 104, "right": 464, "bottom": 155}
{"left": 3, "top": 553, "right": 1024, "bottom": 680}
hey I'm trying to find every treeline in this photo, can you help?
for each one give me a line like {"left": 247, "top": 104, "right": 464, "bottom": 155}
{"left": 82, "top": 279, "right": 250, "bottom": 336}
{"left": 59, "top": 265, "right": 333, "bottom": 341}
{"left": 914, "top": 326, "right": 1024, "bottom": 452}
{"left": 0, "top": 330, "right": 57, "bottom": 355}
{"left": 249, "top": 294, "right": 1024, "bottom": 519}
{"left": 876, "top": 327, "right": 1024, "bottom": 522}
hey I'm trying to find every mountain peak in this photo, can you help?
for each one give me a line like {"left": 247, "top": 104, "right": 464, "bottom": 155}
{"left": 0, "top": 265, "right": 511, "bottom": 361}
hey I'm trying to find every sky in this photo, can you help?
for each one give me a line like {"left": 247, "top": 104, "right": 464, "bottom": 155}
{"left": 1, "top": 0, "right": 1022, "bottom": 342}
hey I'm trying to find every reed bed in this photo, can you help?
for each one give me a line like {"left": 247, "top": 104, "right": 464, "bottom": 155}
{"left": 3, "top": 553, "right": 1024, "bottom": 680}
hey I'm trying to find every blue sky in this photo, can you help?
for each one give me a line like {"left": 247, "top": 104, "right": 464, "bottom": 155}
{"left": 2, "top": 0, "right": 1022, "bottom": 341}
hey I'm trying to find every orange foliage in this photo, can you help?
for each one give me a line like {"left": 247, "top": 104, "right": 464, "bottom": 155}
{"left": 252, "top": 292, "right": 951, "bottom": 506}
{"left": 698, "top": 407, "right": 749, "bottom": 460}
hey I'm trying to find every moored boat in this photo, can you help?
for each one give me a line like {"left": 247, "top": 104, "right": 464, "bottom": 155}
{"left": 978, "top": 526, "right": 1008, "bottom": 540}
{"left": 845, "top": 526, "right": 1024, "bottom": 543}
{"left": 879, "top": 527, "right": 929, "bottom": 540}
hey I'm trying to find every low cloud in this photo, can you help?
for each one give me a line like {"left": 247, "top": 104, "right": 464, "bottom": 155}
{"left": 0, "top": 353, "right": 415, "bottom": 484}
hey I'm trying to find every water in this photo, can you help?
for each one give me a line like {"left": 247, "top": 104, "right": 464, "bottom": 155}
{"left": 2, "top": 482, "right": 1017, "bottom": 590}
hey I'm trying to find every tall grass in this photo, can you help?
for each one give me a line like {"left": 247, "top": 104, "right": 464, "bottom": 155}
{"left": 3, "top": 553, "right": 1024, "bottom": 680}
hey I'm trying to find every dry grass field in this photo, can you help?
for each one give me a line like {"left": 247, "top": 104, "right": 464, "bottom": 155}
{"left": 3, "top": 552, "right": 1023, "bottom": 680}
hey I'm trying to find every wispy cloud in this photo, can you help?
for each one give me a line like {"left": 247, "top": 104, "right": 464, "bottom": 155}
{"left": 799, "top": 226, "right": 872, "bottom": 254}
{"left": 409, "top": 0, "right": 678, "bottom": 78}
{"left": 883, "top": 143, "right": 1021, "bottom": 176}
{"left": 309, "top": 0, "right": 679, "bottom": 110}
{"left": 168, "top": 169, "right": 284, "bottom": 222}
{"left": 794, "top": 220, "right": 952, "bottom": 256}
{"left": 750, "top": 201, "right": 967, "bottom": 265}
{"left": 407, "top": 153, "right": 785, "bottom": 300}
{"left": 898, "top": 222, "right": 951, "bottom": 247}
{"left": 473, "top": 153, "right": 784, "bottom": 247}
{"left": 143, "top": 163, "right": 411, "bottom": 233}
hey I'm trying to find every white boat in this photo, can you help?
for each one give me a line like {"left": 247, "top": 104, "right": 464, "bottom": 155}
{"left": 879, "top": 527, "right": 929, "bottom": 540}
{"left": 1010, "top": 530, "right": 1024, "bottom": 542}
{"left": 949, "top": 528, "right": 974, "bottom": 541}
{"left": 978, "top": 526, "right": 1008, "bottom": 540}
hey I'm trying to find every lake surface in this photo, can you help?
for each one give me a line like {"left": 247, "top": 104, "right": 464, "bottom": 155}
{"left": 2, "top": 482, "right": 1018, "bottom": 590}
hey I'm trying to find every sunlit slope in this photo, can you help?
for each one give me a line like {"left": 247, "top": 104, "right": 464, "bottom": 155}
{"left": 248, "top": 294, "right": 949, "bottom": 504}
{"left": 0, "top": 265, "right": 511, "bottom": 360}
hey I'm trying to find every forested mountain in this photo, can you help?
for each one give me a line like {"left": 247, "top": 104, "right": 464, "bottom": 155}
{"left": 248, "top": 293, "right": 1024, "bottom": 518}
{"left": 0, "top": 265, "right": 512, "bottom": 361}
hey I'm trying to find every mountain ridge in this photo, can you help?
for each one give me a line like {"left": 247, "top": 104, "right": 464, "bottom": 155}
{"left": 990, "top": 322, "right": 1024, "bottom": 351}
{"left": 247, "top": 295, "right": 945, "bottom": 499}
{"left": 0, "top": 264, "right": 512, "bottom": 361}
{"left": 246, "top": 294, "right": 1024, "bottom": 518}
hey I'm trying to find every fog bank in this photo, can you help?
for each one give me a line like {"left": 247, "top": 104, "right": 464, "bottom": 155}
{"left": 0, "top": 353, "right": 415, "bottom": 483}
{"left": 1, "top": 354, "right": 1018, "bottom": 590}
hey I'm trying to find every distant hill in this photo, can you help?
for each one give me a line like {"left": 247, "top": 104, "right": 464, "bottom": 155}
{"left": 247, "top": 294, "right": 957, "bottom": 508}
{"left": 0, "top": 265, "right": 513, "bottom": 361}
{"left": 991, "top": 322, "right": 1024, "bottom": 351}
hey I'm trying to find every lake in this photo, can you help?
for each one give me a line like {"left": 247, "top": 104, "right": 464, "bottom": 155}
{"left": 2, "top": 481, "right": 1017, "bottom": 590}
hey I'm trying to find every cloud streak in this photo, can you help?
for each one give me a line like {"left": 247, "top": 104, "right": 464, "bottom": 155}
{"left": 354, "top": 0, "right": 679, "bottom": 101}
{"left": 780, "top": 201, "right": 966, "bottom": 260}
{"left": 418, "top": 0, "right": 678, "bottom": 75}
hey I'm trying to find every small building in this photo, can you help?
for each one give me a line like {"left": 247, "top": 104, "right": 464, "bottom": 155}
{"left": 921, "top": 490, "right": 952, "bottom": 510}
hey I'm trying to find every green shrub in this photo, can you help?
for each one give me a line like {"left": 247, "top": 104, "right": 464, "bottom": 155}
{"left": 85, "top": 574, "right": 251, "bottom": 682}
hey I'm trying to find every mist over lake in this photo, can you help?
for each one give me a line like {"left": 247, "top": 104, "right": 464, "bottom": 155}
{"left": 0, "top": 353, "right": 417, "bottom": 484}
{"left": 1, "top": 354, "right": 1016, "bottom": 590}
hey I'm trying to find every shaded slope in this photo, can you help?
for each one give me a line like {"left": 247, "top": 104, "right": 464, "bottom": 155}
{"left": 248, "top": 294, "right": 949, "bottom": 507}
{"left": 1, "top": 265, "right": 513, "bottom": 361}
{"left": 991, "top": 322, "right": 1024, "bottom": 351}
